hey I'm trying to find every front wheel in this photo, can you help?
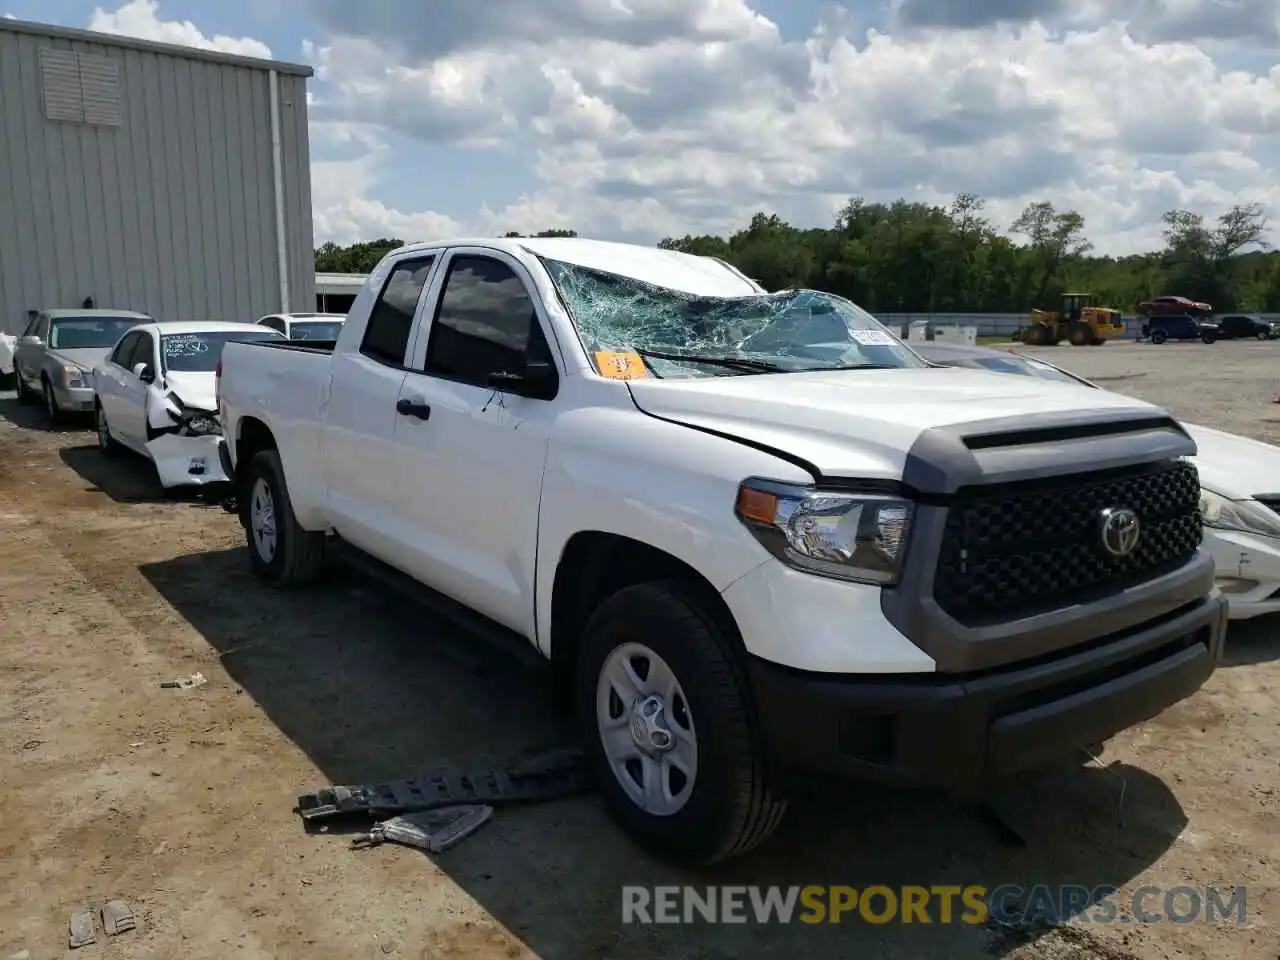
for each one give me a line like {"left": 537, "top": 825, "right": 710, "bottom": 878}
{"left": 243, "top": 449, "right": 326, "bottom": 586}
{"left": 577, "top": 581, "right": 788, "bottom": 866}
{"left": 1150, "top": 329, "right": 1168, "bottom": 344}
{"left": 42, "top": 379, "right": 66, "bottom": 425}
{"left": 1201, "top": 330, "right": 1217, "bottom": 344}
{"left": 13, "top": 367, "right": 35, "bottom": 404}
{"left": 1257, "top": 329, "right": 1271, "bottom": 341}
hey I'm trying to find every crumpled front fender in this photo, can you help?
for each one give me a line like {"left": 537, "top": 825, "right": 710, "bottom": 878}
{"left": 146, "top": 434, "right": 229, "bottom": 488}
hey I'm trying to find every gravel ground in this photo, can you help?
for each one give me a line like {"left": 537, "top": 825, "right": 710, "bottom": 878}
{"left": 0, "top": 341, "right": 1276, "bottom": 960}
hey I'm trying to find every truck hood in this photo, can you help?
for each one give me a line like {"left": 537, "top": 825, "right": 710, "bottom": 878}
{"left": 627, "top": 367, "right": 1169, "bottom": 480}
{"left": 162, "top": 371, "right": 217, "bottom": 411}
{"left": 1182, "top": 423, "right": 1280, "bottom": 499}
{"left": 50, "top": 347, "right": 112, "bottom": 372}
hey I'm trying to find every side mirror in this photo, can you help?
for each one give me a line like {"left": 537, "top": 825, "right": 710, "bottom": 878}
{"left": 486, "top": 360, "right": 557, "bottom": 401}
{"left": 132, "top": 362, "right": 155, "bottom": 383}
{"left": 19, "top": 335, "right": 42, "bottom": 346}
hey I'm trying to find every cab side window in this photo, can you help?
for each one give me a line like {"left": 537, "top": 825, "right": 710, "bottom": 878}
{"left": 110, "top": 332, "right": 140, "bottom": 367}
{"left": 360, "top": 256, "right": 436, "bottom": 366}
{"left": 423, "top": 255, "right": 554, "bottom": 387}
{"left": 126, "top": 334, "right": 154, "bottom": 373}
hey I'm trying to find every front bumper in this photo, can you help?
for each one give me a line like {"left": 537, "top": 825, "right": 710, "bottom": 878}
{"left": 1205, "top": 527, "right": 1280, "bottom": 620}
{"left": 146, "top": 434, "right": 230, "bottom": 488}
{"left": 56, "top": 383, "right": 96, "bottom": 412}
{"left": 748, "top": 593, "right": 1228, "bottom": 792}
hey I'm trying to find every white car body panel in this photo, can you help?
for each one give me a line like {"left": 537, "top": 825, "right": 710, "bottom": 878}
{"left": 628, "top": 367, "right": 1162, "bottom": 479}
{"left": 1182, "top": 423, "right": 1280, "bottom": 619}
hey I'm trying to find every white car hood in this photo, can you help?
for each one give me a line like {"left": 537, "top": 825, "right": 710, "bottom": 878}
{"left": 162, "top": 371, "right": 217, "bottom": 411}
{"left": 1183, "top": 423, "right": 1280, "bottom": 499}
{"left": 627, "top": 367, "right": 1168, "bottom": 479}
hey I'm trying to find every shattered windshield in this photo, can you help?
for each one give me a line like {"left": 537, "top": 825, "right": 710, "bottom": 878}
{"left": 541, "top": 258, "right": 924, "bottom": 377}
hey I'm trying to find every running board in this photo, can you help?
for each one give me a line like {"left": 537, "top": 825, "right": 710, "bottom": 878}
{"left": 332, "top": 537, "right": 546, "bottom": 672}
{"left": 295, "top": 749, "right": 590, "bottom": 821}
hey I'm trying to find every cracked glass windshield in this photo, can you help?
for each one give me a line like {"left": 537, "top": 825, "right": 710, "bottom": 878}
{"left": 541, "top": 258, "right": 925, "bottom": 377}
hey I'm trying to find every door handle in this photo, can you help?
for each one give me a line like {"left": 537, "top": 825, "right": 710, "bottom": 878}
{"left": 396, "top": 397, "right": 431, "bottom": 420}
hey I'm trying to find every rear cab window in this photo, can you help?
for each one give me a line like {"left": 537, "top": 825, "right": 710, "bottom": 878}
{"left": 360, "top": 256, "right": 437, "bottom": 366}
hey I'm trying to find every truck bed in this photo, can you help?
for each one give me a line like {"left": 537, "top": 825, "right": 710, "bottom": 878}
{"left": 238, "top": 338, "right": 339, "bottom": 355}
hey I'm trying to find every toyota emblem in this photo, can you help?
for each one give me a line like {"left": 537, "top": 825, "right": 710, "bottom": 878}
{"left": 1098, "top": 506, "right": 1141, "bottom": 558}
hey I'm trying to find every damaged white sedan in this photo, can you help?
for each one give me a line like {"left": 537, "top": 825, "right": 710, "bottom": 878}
{"left": 91, "top": 321, "right": 284, "bottom": 489}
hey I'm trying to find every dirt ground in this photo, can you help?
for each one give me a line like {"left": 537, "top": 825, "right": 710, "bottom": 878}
{"left": 0, "top": 339, "right": 1276, "bottom": 960}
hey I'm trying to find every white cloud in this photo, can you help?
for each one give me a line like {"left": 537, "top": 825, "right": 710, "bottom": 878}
{"left": 87, "top": 0, "right": 1280, "bottom": 255}
{"left": 88, "top": 0, "right": 273, "bottom": 59}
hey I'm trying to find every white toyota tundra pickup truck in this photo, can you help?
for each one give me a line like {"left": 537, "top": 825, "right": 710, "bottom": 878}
{"left": 215, "top": 236, "right": 1227, "bottom": 865}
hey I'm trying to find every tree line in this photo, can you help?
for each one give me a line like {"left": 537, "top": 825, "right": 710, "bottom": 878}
{"left": 313, "top": 197, "right": 1279, "bottom": 314}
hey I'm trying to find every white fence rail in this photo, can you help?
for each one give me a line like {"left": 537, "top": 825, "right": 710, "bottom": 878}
{"left": 878, "top": 312, "right": 1280, "bottom": 339}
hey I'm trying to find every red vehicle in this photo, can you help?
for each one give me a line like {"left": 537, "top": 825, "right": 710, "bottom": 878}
{"left": 1138, "top": 295, "right": 1213, "bottom": 317}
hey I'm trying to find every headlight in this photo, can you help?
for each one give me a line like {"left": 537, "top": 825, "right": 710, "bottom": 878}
{"left": 735, "top": 479, "right": 913, "bottom": 584}
{"left": 181, "top": 414, "right": 221, "bottom": 437}
{"left": 1199, "top": 488, "right": 1280, "bottom": 539}
{"left": 61, "top": 365, "right": 89, "bottom": 388}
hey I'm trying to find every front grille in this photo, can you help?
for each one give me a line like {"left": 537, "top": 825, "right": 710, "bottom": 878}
{"left": 934, "top": 460, "right": 1202, "bottom": 625}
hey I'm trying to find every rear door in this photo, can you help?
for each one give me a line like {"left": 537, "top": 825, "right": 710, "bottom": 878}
{"left": 390, "top": 248, "right": 561, "bottom": 635}
{"left": 321, "top": 253, "right": 440, "bottom": 561}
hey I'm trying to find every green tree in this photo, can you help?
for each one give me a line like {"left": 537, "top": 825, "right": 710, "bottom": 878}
{"left": 315, "top": 202, "right": 1277, "bottom": 317}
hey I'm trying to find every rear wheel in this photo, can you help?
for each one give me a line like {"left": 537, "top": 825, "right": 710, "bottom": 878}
{"left": 577, "top": 581, "right": 788, "bottom": 866}
{"left": 95, "top": 402, "right": 122, "bottom": 457}
{"left": 243, "top": 449, "right": 327, "bottom": 586}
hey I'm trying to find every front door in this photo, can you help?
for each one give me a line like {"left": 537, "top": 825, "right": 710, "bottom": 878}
{"left": 115, "top": 332, "right": 156, "bottom": 445}
{"left": 392, "top": 249, "right": 561, "bottom": 637}
{"left": 320, "top": 253, "right": 439, "bottom": 564}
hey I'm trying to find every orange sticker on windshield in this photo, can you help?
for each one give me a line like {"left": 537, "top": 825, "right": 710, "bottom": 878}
{"left": 595, "top": 351, "right": 649, "bottom": 380}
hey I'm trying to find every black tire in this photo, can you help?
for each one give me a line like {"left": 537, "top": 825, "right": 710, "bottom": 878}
{"left": 243, "top": 449, "right": 326, "bottom": 586}
{"left": 1257, "top": 329, "right": 1270, "bottom": 341}
{"left": 1201, "top": 329, "right": 1217, "bottom": 345}
{"left": 42, "top": 377, "right": 66, "bottom": 425}
{"left": 1150, "top": 328, "right": 1168, "bottom": 344}
{"left": 1067, "top": 321, "right": 1092, "bottom": 346}
{"left": 95, "top": 401, "right": 122, "bottom": 457}
{"left": 14, "top": 366, "right": 35, "bottom": 404}
{"left": 576, "top": 580, "right": 788, "bottom": 866}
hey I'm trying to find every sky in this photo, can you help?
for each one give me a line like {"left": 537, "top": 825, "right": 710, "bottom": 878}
{"left": 2, "top": 0, "right": 1277, "bottom": 255}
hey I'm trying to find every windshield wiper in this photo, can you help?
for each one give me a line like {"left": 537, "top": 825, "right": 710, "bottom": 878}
{"left": 809, "top": 362, "right": 903, "bottom": 371}
{"left": 634, "top": 348, "right": 787, "bottom": 374}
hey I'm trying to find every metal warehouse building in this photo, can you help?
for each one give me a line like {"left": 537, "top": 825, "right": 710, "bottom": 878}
{"left": 0, "top": 18, "right": 315, "bottom": 335}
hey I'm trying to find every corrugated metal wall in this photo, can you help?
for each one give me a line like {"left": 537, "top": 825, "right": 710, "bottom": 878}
{"left": 0, "top": 25, "right": 314, "bottom": 334}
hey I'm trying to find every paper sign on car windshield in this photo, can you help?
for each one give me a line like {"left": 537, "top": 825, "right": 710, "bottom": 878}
{"left": 163, "top": 335, "right": 210, "bottom": 357}
{"left": 595, "top": 351, "right": 649, "bottom": 379}
{"left": 851, "top": 329, "right": 897, "bottom": 346}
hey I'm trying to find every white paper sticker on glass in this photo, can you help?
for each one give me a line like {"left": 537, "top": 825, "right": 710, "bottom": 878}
{"left": 851, "top": 329, "right": 897, "bottom": 346}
